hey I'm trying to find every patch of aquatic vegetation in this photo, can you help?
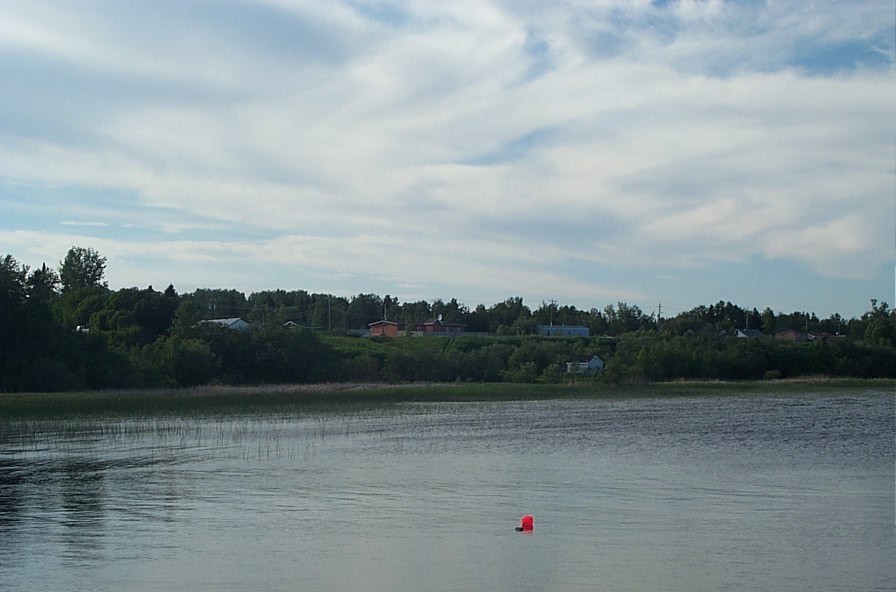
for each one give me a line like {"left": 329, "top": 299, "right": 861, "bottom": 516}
{"left": 0, "top": 404, "right": 443, "bottom": 465}
{"left": 1, "top": 379, "right": 891, "bottom": 421}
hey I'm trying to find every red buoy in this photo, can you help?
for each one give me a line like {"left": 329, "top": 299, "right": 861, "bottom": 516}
{"left": 520, "top": 515, "right": 534, "bottom": 531}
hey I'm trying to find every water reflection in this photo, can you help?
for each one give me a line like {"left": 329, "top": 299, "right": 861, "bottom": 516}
{"left": 59, "top": 460, "right": 105, "bottom": 561}
{"left": 0, "top": 459, "right": 25, "bottom": 531}
{"left": 0, "top": 392, "right": 892, "bottom": 592}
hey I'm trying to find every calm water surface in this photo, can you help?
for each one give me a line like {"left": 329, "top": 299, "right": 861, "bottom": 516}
{"left": 0, "top": 391, "right": 892, "bottom": 591}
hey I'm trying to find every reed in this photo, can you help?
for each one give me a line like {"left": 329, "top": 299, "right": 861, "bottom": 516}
{"left": 1, "top": 378, "right": 891, "bottom": 420}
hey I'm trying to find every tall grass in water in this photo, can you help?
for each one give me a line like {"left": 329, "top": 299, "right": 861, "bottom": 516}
{"left": 0, "top": 413, "right": 357, "bottom": 466}
{"left": 2, "top": 379, "right": 891, "bottom": 469}
{"left": 1, "top": 379, "right": 891, "bottom": 420}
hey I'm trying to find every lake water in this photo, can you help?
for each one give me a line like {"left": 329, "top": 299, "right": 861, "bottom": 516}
{"left": 0, "top": 391, "right": 892, "bottom": 591}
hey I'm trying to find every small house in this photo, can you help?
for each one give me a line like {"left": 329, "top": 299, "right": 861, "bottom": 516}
{"left": 202, "top": 317, "right": 250, "bottom": 330}
{"left": 370, "top": 316, "right": 466, "bottom": 338}
{"left": 566, "top": 355, "right": 604, "bottom": 375}
{"left": 421, "top": 316, "right": 465, "bottom": 337}
{"left": 736, "top": 329, "right": 762, "bottom": 338}
{"left": 775, "top": 328, "right": 809, "bottom": 342}
{"left": 369, "top": 320, "right": 401, "bottom": 338}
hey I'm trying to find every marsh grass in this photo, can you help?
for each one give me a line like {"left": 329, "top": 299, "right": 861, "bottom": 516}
{"left": 0, "top": 411, "right": 357, "bottom": 466}
{"left": 1, "top": 378, "right": 891, "bottom": 498}
{"left": 1, "top": 378, "right": 892, "bottom": 420}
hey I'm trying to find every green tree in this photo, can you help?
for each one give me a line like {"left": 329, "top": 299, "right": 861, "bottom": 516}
{"left": 89, "top": 286, "right": 179, "bottom": 348}
{"left": 433, "top": 298, "right": 467, "bottom": 324}
{"left": 248, "top": 326, "right": 326, "bottom": 383}
{"left": 55, "top": 285, "right": 109, "bottom": 332}
{"left": 0, "top": 254, "right": 28, "bottom": 306}
{"left": 489, "top": 297, "right": 531, "bottom": 330}
{"left": 819, "top": 313, "right": 846, "bottom": 336}
{"left": 305, "top": 295, "right": 327, "bottom": 330}
{"left": 0, "top": 255, "right": 29, "bottom": 390}
{"left": 59, "top": 246, "right": 107, "bottom": 293}
{"left": 464, "top": 304, "right": 491, "bottom": 333}
{"left": 604, "top": 302, "right": 652, "bottom": 334}
{"left": 170, "top": 300, "right": 202, "bottom": 339}
{"left": 760, "top": 307, "right": 777, "bottom": 334}
{"left": 347, "top": 293, "right": 384, "bottom": 329}
{"left": 183, "top": 288, "right": 247, "bottom": 320}
{"left": 142, "top": 336, "right": 220, "bottom": 387}
{"left": 27, "top": 263, "right": 60, "bottom": 301}
{"left": 585, "top": 308, "right": 609, "bottom": 335}
{"left": 399, "top": 300, "right": 433, "bottom": 324}
{"left": 862, "top": 299, "right": 895, "bottom": 347}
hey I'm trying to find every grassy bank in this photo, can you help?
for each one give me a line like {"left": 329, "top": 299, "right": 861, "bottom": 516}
{"left": 1, "top": 378, "right": 892, "bottom": 419}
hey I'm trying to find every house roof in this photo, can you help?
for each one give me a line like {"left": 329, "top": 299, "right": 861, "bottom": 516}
{"left": 200, "top": 317, "right": 249, "bottom": 330}
{"left": 205, "top": 317, "right": 246, "bottom": 326}
{"left": 424, "top": 318, "right": 466, "bottom": 327}
{"left": 776, "top": 328, "right": 807, "bottom": 336}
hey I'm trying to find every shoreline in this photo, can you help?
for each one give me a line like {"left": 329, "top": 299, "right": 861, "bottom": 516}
{"left": 1, "top": 378, "right": 892, "bottom": 419}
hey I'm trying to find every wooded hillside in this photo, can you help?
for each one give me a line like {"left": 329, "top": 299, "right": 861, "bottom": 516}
{"left": 2, "top": 248, "right": 894, "bottom": 391}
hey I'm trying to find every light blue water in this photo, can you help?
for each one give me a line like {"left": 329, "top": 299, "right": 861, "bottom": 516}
{"left": 1, "top": 392, "right": 893, "bottom": 591}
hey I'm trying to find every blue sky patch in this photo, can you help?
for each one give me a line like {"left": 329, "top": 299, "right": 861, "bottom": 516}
{"left": 0, "top": 0, "right": 892, "bottom": 318}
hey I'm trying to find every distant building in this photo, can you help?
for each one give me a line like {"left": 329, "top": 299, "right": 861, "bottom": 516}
{"left": 808, "top": 332, "right": 838, "bottom": 342}
{"left": 736, "top": 329, "right": 762, "bottom": 338}
{"left": 775, "top": 328, "right": 809, "bottom": 342}
{"left": 369, "top": 320, "right": 401, "bottom": 338}
{"left": 368, "top": 316, "right": 466, "bottom": 338}
{"left": 538, "top": 325, "right": 590, "bottom": 337}
{"left": 566, "top": 355, "right": 604, "bottom": 375}
{"left": 202, "top": 317, "right": 250, "bottom": 330}
{"left": 419, "top": 317, "right": 466, "bottom": 337}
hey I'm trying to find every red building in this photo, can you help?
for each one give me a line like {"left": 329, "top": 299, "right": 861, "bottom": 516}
{"left": 418, "top": 317, "right": 466, "bottom": 336}
{"left": 368, "top": 316, "right": 465, "bottom": 337}
{"left": 369, "top": 320, "right": 401, "bottom": 337}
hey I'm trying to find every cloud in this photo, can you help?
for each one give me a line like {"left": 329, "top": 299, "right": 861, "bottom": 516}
{"left": 59, "top": 221, "right": 109, "bottom": 227}
{"left": 0, "top": 0, "right": 893, "bottom": 316}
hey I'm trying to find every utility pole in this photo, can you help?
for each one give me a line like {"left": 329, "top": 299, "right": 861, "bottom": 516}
{"left": 657, "top": 302, "right": 662, "bottom": 332}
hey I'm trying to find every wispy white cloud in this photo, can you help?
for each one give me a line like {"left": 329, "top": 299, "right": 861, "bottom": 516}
{"left": 0, "top": 0, "right": 893, "bottom": 316}
{"left": 59, "top": 221, "right": 109, "bottom": 227}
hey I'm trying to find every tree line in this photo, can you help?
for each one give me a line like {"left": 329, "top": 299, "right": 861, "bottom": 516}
{"left": 1, "top": 247, "right": 894, "bottom": 392}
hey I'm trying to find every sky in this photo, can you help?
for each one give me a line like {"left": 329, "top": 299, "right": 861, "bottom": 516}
{"left": 1, "top": 0, "right": 894, "bottom": 319}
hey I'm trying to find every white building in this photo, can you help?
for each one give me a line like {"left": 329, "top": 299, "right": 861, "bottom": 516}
{"left": 566, "top": 355, "right": 604, "bottom": 375}
{"left": 202, "top": 317, "right": 250, "bottom": 330}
